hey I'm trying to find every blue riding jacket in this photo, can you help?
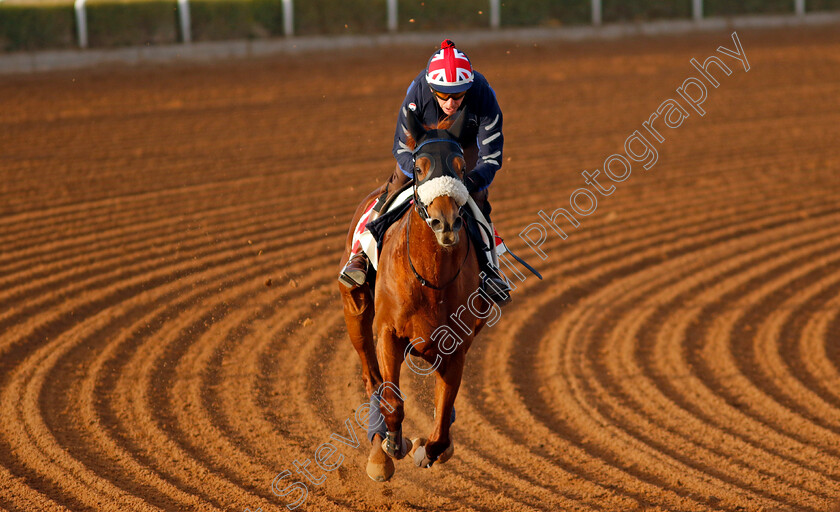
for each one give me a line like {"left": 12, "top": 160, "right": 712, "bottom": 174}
{"left": 393, "top": 70, "right": 504, "bottom": 192}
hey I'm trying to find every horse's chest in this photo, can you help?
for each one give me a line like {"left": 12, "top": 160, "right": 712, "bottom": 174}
{"left": 395, "top": 299, "right": 454, "bottom": 339}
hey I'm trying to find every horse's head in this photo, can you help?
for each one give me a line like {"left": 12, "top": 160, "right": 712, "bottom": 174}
{"left": 404, "top": 109, "right": 469, "bottom": 248}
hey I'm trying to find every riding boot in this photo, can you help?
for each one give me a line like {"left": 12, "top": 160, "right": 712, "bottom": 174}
{"left": 339, "top": 252, "right": 369, "bottom": 288}
{"left": 480, "top": 266, "right": 512, "bottom": 306}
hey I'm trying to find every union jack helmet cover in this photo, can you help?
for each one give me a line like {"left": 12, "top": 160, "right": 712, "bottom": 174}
{"left": 425, "top": 39, "right": 474, "bottom": 93}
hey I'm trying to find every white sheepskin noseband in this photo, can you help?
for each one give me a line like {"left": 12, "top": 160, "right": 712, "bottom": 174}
{"left": 417, "top": 176, "right": 469, "bottom": 207}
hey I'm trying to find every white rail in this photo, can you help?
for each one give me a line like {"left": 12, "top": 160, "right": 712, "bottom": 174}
{"left": 283, "top": 0, "right": 294, "bottom": 36}
{"left": 178, "top": 0, "right": 191, "bottom": 43}
{"left": 388, "top": 0, "right": 397, "bottom": 32}
{"left": 65, "top": 0, "right": 819, "bottom": 50}
{"left": 74, "top": 0, "right": 87, "bottom": 49}
{"left": 490, "top": 0, "right": 500, "bottom": 29}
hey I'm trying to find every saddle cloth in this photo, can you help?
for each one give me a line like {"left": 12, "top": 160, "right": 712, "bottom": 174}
{"left": 351, "top": 187, "right": 506, "bottom": 271}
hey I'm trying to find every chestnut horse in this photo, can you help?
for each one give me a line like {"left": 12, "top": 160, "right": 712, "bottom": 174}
{"left": 338, "top": 110, "right": 491, "bottom": 481}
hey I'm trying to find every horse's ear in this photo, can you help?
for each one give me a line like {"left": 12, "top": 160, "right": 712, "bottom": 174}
{"left": 403, "top": 108, "right": 426, "bottom": 143}
{"left": 446, "top": 109, "right": 467, "bottom": 140}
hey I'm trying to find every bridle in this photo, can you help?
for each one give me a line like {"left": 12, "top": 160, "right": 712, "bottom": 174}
{"left": 406, "top": 135, "right": 471, "bottom": 290}
{"left": 410, "top": 137, "right": 463, "bottom": 224}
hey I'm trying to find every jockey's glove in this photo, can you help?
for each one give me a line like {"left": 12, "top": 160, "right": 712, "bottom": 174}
{"left": 465, "top": 172, "right": 486, "bottom": 193}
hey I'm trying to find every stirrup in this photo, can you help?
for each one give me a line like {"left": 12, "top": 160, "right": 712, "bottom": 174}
{"left": 481, "top": 272, "right": 512, "bottom": 306}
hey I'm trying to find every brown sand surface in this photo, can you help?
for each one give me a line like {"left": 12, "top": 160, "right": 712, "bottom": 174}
{"left": 1, "top": 26, "right": 839, "bottom": 512}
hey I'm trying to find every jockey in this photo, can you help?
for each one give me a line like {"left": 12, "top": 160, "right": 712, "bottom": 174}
{"left": 339, "top": 39, "right": 511, "bottom": 304}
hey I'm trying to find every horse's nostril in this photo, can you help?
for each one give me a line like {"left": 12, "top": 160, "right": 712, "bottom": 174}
{"left": 430, "top": 218, "right": 443, "bottom": 232}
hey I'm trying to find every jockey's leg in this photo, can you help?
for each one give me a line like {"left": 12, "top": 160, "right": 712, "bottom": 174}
{"left": 339, "top": 248, "right": 370, "bottom": 288}
{"left": 339, "top": 187, "right": 380, "bottom": 288}
{"left": 339, "top": 164, "right": 412, "bottom": 288}
{"left": 469, "top": 188, "right": 512, "bottom": 306}
{"left": 374, "top": 164, "right": 413, "bottom": 211}
{"left": 470, "top": 188, "right": 491, "bottom": 219}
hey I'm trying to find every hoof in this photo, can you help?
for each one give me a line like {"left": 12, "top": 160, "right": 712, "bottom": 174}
{"left": 409, "top": 437, "right": 426, "bottom": 459}
{"left": 411, "top": 437, "right": 435, "bottom": 468}
{"left": 413, "top": 445, "right": 434, "bottom": 468}
{"left": 438, "top": 441, "right": 454, "bottom": 464}
{"left": 367, "top": 437, "right": 395, "bottom": 482}
{"left": 411, "top": 438, "right": 452, "bottom": 467}
{"left": 366, "top": 456, "right": 395, "bottom": 482}
{"left": 382, "top": 432, "right": 411, "bottom": 460}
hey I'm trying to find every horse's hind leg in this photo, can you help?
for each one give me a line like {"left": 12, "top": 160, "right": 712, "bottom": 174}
{"left": 339, "top": 189, "right": 384, "bottom": 397}
{"left": 340, "top": 284, "right": 381, "bottom": 397}
{"left": 414, "top": 352, "right": 464, "bottom": 468}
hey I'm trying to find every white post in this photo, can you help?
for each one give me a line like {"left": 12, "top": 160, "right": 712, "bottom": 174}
{"left": 74, "top": 0, "right": 88, "bottom": 48}
{"left": 178, "top": 0, "right": 191, "bottom": 43}
{"left": 490, "top": 0, "right": 500, "bottom": 29}
{"left": 283, "top": 0, "right": 294, "bottom": 36}
{"left": 692, "top": 0, "right": 703, "bottom": 21}
{"left": 795, "top": 0, "right": 805, "bottom": 15}
{"left": 591, "top": 0, "right": 601, "bottom": 26}
{"left": 387, "top": 0, "right": 397, "bottom": 32}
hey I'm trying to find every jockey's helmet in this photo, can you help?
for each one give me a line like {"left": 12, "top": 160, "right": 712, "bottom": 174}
{"left": 425, "top": 39, "right": 474, "bottom": 94}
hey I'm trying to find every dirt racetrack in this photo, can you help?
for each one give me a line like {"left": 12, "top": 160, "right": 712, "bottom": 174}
{"left": 2, "top": 25, "right": 840, "bottom": 512}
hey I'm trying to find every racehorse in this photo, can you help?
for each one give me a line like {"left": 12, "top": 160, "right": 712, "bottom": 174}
{"left": 338, "top": 110, "right": 490, "bottom": 481}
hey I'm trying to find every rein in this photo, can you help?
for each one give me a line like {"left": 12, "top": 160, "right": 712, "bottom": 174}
{"left": 406, "top": 209, "right": 472, "bottom": 290}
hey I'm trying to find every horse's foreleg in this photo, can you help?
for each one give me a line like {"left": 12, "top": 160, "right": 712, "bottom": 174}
{"left": 376, "top": 329, "right": 410, "bottom": 460}
{"left": 339, "top": 283, "right": 381, "bottom": 396}
{"left": 415, "top": 351, "right": 464, "bottom": 468}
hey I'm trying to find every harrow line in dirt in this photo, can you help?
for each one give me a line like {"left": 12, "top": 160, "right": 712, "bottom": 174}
{"left": 92, "top": 274, "right": 324, "bottom": 511}
{"left": 58, "top": 242, "right": 312, "bottom": 508}
{"left": 0, "top": 174, "right": 356, "bottom": 272}
{"left": 798, "top": 296, "right": 840, "bottom": 405}
{"left": 670, "top": 245, "right": 840, "bottom": 449}
{"left": 611, "top": 216, "right": 840, "bottom": 451}
{"left": 101, "top": 266, "right": 306, "bottom": 509}
{"left": 8, "top": 254, "right": 292, "bottom": 510}
{"left": 579, "top": 242, "right": 840, "bottom": 504}
{"left": 480, "top": 206, "right": 840, "bottom": 510}
{"left": 754, "top": 271, "right": 840, "bottom": 425}
{"left": 0, "top": 206, "right": 345, "bottom": 367}
{"left": 477, "top": 282, "right": 720, "bottom": 512}
{"left": 3, "top": 26, "right": 839, "bottom": 511}
{"left": 0, "top": 234, "right": 342, "bottom": 510}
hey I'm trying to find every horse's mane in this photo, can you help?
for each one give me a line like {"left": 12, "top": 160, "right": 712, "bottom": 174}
{"left": 404, "top": 116, "right": 457, "bottom": 150}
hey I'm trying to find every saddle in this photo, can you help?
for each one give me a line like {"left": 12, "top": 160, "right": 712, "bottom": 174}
{"left": 352, "top": 182, "right": 503, "bottom": 273}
